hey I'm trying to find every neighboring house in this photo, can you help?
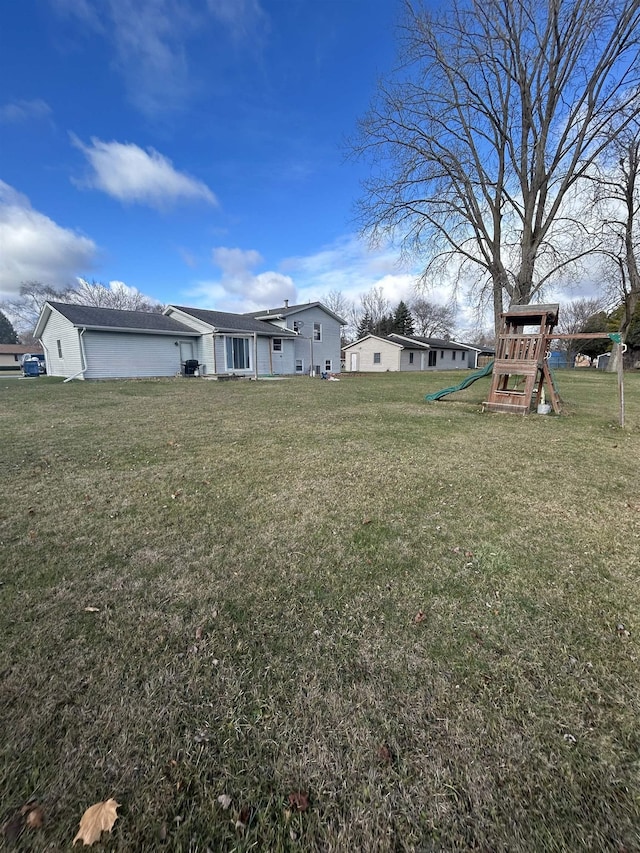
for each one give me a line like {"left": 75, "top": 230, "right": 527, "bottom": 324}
{"left": 0, "top": 344, "right": 43, "bottom": 371}
{"left": 342, "top": 334, "right": 482, "bottom": 372}
{"left": 35, "top": 300, "right": 345, "bottom": 380}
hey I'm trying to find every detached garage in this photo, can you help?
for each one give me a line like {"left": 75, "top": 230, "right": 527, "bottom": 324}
{"left": 34, "top": 302, "right": 200, "bottom": 380}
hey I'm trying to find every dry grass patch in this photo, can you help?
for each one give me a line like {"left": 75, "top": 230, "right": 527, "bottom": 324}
{"left": 1, "top": 371, "right": 640, "bottom": 851}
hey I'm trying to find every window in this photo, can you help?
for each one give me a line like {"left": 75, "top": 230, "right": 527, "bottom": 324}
{"left": 225, "top": 336, "right": 250, "bottom": 370}
{"left": 57, "top": 340, "right": 63, "bottom": 358}
{"left": 313, "top": 322, "right": 322, "bottom": 341}
{"left": 293, "top": 320, "right": 302, "bottom": 333}
{"left": 440, "top": 350, "right": 444, "bottom": 358}
{"left": 428, "top": 350, "right": 437, "bottom": 367}
{"left": 325, "top": 359, "right": 332, "bottom": 372}
{"left": 461, "top": 351, "right": 466, "bottom": 362}
{"left": 272, "top": 338, "right": 282, "bottom": 352}
{"left": 452, "top": 351, "right": 456, "bottom": 361}
{"left": 409, "top": 352, "right": 414, "bottom": 364}
{"left": 373, "top": 352, "right": 381, "bottom": 364}
{"left": 295, "top": 359, "right": 304, "bottom": 373}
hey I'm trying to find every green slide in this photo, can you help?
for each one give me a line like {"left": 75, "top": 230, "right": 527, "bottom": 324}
{"left": 425, "top": 360, "right": 494, "bottom": 401}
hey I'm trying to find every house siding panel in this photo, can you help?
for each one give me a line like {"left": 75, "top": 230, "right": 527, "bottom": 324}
{"left": 40, "top": 311, "right": 83, "bottom": 378}
{"left": 285, "top": 306, "right": 342, "bottom": 374}
{"left": 344, "top": 338, "right": 401, "bottom": 372}
{"left": 82, "top": 331, "right": 183, "bottom": 378}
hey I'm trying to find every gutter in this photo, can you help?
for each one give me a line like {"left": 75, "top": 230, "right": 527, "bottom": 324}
{"left": 64, "top": 327, "right": 88, "bottom": 382}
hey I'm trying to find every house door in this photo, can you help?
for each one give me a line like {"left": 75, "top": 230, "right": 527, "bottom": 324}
{"left": 350, "top": 353, "right": 358, "bottom": 372}
{"left": 179, "top": 342, "right": 194, "bottom": 364}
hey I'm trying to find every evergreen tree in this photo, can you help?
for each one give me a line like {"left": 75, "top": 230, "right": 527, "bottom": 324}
{"left": 391, "top": 301, "right": 415, "bottom": 336}
{"left": 356, "top": 312, "right": 373, "bottom": 339}
{"left": 373, "top": 313, "right": 394, "bottom": 336}
{"left": 0, "top": 310, "right": 19, "bottom": 344}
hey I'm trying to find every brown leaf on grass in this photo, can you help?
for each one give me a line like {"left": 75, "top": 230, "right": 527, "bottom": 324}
{"left": 288, "top": 792, "right": 309, "bottom": 812}
{"left": 377, "top": 744, "right": 392, "bottom": 764}
{"left": 73, "top": 799, "right": 120, "bottom": 846}
{"left": 195, "top": 626, "right": 203, "bottom": 640}
{"left": 24, "top": 805, "right": 44, "bottom": 829}
{"left": 464, "top": 550, "right": 474, "bottom": 558}
{"left": 414, "top": 610, "right": 427, "bottom": 623}
{"left": 362, "top": 517, "right": 373, "bottom": 525}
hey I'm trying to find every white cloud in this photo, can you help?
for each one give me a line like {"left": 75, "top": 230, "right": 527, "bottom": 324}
{"left": 186, "top": 246, "right": 295, "bottom": 312}
{"left": 72, "top": 136, "right": 217, "bottom": 209}
{"left": 51, "top": 0, "right": 268, "bottom": 116}
{"left": 0, "top": 99, "right": 52, "bottom": 124}
{"left": 0, "top": 180, "right": 98, "bottom": 300}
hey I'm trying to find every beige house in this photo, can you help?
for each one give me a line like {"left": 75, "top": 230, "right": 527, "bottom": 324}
{"left": 0, "top": 344, "right": 43, "bottom": 372}
{"left": 343, "top": 334, "right": 481, "bottom": 372}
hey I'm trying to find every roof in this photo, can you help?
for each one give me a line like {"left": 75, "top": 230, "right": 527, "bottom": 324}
{"left": 342, "top": 334, "right": 405, "bottom": 350}
{"left": 0, "top": 344, "right": 43, "bottom": 355}
{"left": 169, "top": 306, "right": 296, "bottom": 336}
{"left": 388, "top": 334, "right": 481, "bottom": 351}
{"left": 36, "top": 302, "right": 199, "bottom": 337}
{"left": 246, "top": 301, "right": 347, "bottom": 325}
{"left": 502, "top": 303, "right": 559, "bottom": 323}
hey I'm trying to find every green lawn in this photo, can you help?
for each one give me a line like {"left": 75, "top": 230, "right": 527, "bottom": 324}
{"left": 1, "top": 370, "right": 640, "bottom": 851}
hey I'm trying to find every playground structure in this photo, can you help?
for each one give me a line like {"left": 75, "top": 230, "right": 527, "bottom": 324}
{"left": 426, "top": 303, "right": 626, "bottom": 423}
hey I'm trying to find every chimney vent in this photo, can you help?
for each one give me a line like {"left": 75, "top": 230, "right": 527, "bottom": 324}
{"left": 284, "top": 299, "right": 289, "bottom": 308}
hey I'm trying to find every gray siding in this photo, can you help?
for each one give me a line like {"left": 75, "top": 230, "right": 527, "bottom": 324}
{"left": 284, "top": 306, "right": 342, "bottom": 374}
{"left": 399, "top": 349, "right": 429, "bottom": 371}
{"left": 40, "top": 311, "right": 83, "bottom": 378}
{"left": 82, "top": 331, "right": 184, "bottom": 378}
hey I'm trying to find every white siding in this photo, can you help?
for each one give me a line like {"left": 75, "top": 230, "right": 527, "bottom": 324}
{"left": 343, "top": 338, "right": 401, "bottom": 372}
{"left": 40, "top": 311, "right": 84, "bottom": 378}
{"left": 82, "top": 331, "right": 184, "bottom": 378}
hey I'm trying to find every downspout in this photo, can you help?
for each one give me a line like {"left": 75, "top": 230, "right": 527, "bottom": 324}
{"left": 64, "top": 327, "right": 88, "bottom": 382}
{"left": 211, "top": 333, "right": 216, "bottom": 375}
{"left": 253, "top": 332, "right": 258, "bottom": 379}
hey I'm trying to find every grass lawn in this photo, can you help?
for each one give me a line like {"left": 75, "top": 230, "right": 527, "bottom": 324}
{"left": 1, "top": 369, "right": 640, "bottom": 851}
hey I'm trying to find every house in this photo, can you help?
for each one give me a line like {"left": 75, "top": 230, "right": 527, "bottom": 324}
{"left": 34, "top": 300, "right": 345, "bottom": 380}
{"left": 0, "top": 344, "right": 44, "bottom": 372}
{"left": 342, "top": 334, "right": 482, "bottom": 372}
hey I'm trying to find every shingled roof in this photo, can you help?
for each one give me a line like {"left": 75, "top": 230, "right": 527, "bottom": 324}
{"left": 169, "top": 306, "right": 296, "bottom": 336}
{"left": 43, "top": 302, "right": 199, "bottom": 335}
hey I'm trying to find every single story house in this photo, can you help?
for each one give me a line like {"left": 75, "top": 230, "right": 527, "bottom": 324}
{"left": 34, "top": 300, "right": 345, "bottom": 380}
{"left": 342, "top": 334, "right": 483, "bottom": 372}
{"left": 0, "top": 344, "right": 44, "bottom": 372}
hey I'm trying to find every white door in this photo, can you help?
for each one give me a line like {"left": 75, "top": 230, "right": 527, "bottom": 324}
{"left": 350, "top": 353, "right": 358, "bottom": 372}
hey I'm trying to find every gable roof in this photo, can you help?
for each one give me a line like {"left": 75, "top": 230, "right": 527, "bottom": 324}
{"left": 342, "top": 334, "right": 406, "bottom": 350}
{"left": 246, "top": 301, "right": 347, "bottom": 325}
{"left": 0, "top": 344, "right": 43, "bottom": 355}
{"left": 168, "top": 306, "right": 297, "bottom": 337}
{"left": 388, "top": 333, "right": 481, "bottom": 351}
{"left": 35, "top": 302, "right": 199, "bottom": 338}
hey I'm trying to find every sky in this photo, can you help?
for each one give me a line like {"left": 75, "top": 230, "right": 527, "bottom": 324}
{"left": 0, "top": 0, "right": 464, "bottom": 326}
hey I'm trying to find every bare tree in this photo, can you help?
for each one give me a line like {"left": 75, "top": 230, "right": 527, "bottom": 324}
{"left": 410, "top": 298, "right": 456, "bottom": 337}
{"left": 1, "top": 281, "right": 71, "bottom": 336}
{"left": 353, "top": 0, "right": 640, "bottom": 333}
{"left": 67, "top": 279, "right": 163, "bottom": 312}
{"left": 358, "top": 286, "right": 390, "bottom": 330}
{"left": 555, "top": 296, "right": 609, "bottom": 364}
{"left": 590, "top": 116, "right": 640, "bottom": 368}
{"left": 321, "top": 289, "right": 357, "bottom": 341}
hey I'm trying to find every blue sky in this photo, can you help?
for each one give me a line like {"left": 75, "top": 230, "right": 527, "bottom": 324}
{"left": 0, "top": 0, "right": 441, "bottom": 317}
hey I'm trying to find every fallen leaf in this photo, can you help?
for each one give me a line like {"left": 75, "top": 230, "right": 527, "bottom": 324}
{"left": 195, "top": 626, "right": 203, "bottom": 640}
{"left": 159, "top": 822, "right": 167, "bottom": 842}
{"left": 84, "top": 607, "right": 100, "bottom": 613}
{"left": 217, "top": 794, "right": 232, "bottom": 810}
{"left": 171, "top": 489, "right": 183, "bottom": 500}
{"left": 288, "top": 792, "right": 309, "bottom": 812}
{"left": 73, "top": 798, "right": 120, "bottom": 846}
{"left": 362, "top": 517, "right": 373, "bottom": 525}
{"left": 414, "top": 610, "right": 427, "bottom": 623}
{"left": 451, "top": 546, "right": 461, "bottom": 554}
{"left": 464, "top": 550, "right": 474, "bottom": 558}
{"left": 377, "top": 744, "right": 392, "bottom": 763}
{"left": 25, "top": 805, "right": 44, "bottom": 829}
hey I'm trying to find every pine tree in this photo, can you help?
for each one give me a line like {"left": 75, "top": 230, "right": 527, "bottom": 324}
{"left": 356, "top": 312, "right": 373, "bottom": 338}
{"left": 0, "top": 310, "right": 19, "bottom": 344}
{"left": 391, "top": 301, "right": 415, "bottom": 336}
